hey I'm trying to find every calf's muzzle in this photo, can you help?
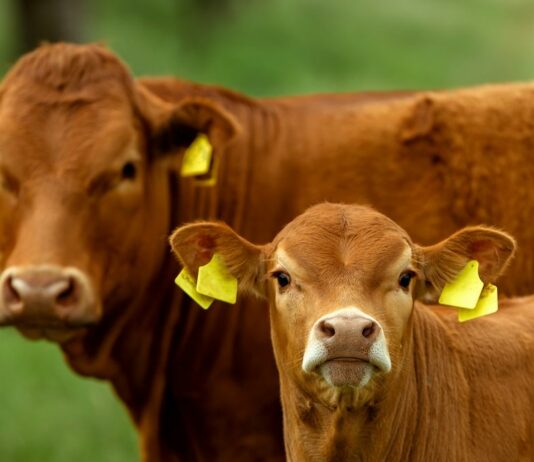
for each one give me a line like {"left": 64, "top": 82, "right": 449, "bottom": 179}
{"left": 0, "top": 266, "right": 100, "bottom": 328}
{"left": 303, "top": 308, "right": 392, "bottom": 387}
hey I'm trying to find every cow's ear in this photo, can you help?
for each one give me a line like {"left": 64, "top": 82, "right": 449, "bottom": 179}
{"left": 400, "top": 96, "right": 435, "bottom": 142}
{"left": 134, "top": 82, "right": 240, "bottom": 156}
{"left": 169, "top": 222, "right": 267, "bottom": 298}
{"left": 414, "top": 226, "right": 516, "bottom": 302}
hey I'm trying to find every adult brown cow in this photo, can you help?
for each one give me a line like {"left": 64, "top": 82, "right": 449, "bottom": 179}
{"left": 0, "top": 43, "right": 279, "bottom": 461}
{"left": 1, "top": 43, "right": 534, "bottom": 461}
{"left": 170, "top": 203, "right": 534, "bottom": 461}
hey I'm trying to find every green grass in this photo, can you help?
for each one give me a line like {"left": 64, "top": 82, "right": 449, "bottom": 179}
{"left": 1, "top": 0, "right": 534, "bottom": 460}
{"left": 0, "top": 329, "right": 138, "bottom": 462}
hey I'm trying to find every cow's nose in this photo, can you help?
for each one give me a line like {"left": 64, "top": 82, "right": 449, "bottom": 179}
{"left": 316, "top": 315, "right": 380, "bottom": 345}
{"left": 4, "top": 273, "right": 74, "bottom": 311}
{"left": 0, "top": 266, "right": 98, "bottom": 326}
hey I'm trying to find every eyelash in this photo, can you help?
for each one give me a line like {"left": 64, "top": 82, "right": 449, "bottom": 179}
{"left": 271, "top": 270, "right": 291, "bottom": 289}
{"left": 398, "top": 270, "right": 417, "bottom": 290}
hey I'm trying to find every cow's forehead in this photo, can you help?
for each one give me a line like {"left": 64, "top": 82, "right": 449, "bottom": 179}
{"left": 1, "top": 43, "right": 133, "bottom": 97}
{"left": 271, "top": 204, "right": 413, "bottom": 281}
{"left": 0, "top": 43, "right": 138, "bottom": 160}
{"left": 0, "top": 101, "right": 139, "bottom": 175}
{"left": 0, "top": 71, "right": 140, "bottom": 177}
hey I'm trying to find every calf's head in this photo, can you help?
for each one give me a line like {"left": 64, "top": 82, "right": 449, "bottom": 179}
{"left": 0, "top": 43, "right": 238, "bottom": 342}
{"left": 170, "top": 203, "right": 515, "bottom": 406}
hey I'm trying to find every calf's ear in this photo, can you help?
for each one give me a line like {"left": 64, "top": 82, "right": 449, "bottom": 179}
{"left": 415, "top": 226, "right": 516, "bottom": 301}
{"left": 134, "top": 82, "right": 240, "bottom": 157}
{"left": 169, "top": 222, "right": 267, "bottom": 298}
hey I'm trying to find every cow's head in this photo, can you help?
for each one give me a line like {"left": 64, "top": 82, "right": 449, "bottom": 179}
{"left": 0, "top": 43, "right": 238, "bottom": 342}
{"left": 169, "top": 203, "right": 515, "bottom": 407}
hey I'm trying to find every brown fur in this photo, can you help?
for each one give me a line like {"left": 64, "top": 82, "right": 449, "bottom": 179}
{"left": 3, "top": 42, "right": 534, "bottom": 461}
{"left": 147, "top": 76, "right": 534, "bottom": 295}
{"left": 0, "top": 43, "right": 273, "bottom": 462}
{"left": 171, "top": 204, "right": 534, "bottom": 461}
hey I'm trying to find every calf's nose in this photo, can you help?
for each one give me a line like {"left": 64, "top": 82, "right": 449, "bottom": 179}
{"left": 0, "top": 266, "right": 98, "bottom": 326}
{"left": 316, "top": 315, "right": 381, "bottom": 345}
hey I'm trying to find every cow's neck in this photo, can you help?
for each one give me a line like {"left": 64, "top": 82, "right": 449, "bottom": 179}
{"left": 60, "top": 250, "right": 183, "bottom": 412}
{"left": 60, "top": 103, "right": 278, "bottom": 459}
{"left": 58, "top": 172, "right": 235, "bottom": 459}
{"left": 283, "top": 305, "right": 470, "bottom": 462}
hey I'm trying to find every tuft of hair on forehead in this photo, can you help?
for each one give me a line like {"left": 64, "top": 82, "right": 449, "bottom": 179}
{"left": 274, "top": 203, "right": 409, "bottom": 242}
{"left": 272, "top": 203, "right": 412, "bottom": 274}
{"left": 2, "top": 42, "right": 134, "bottom": 96}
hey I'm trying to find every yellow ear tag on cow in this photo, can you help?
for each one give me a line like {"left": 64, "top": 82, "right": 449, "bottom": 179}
{"left": 175, "top": 268, "right": 214, "bottom": 309}
{"left": 196, "top": 254, "right": 238, "bottom": 304}
{"left": 194, "top": 155, "right": 218, "bottom": 187}
{"left": 458, "top": 284, "right": 498, "bottom": 322}
{"left": 180, "top": 134, "right": 213, "bottom": 177}
{"left": 438, "top": 260, "right": 484, "bottom": 309}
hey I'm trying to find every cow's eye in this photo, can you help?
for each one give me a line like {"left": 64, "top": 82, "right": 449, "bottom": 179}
{"left": 121, "top": 162, "right": 137, "bottom": 180}
{"left": 398, "top": 271, "right": 415, "bottom": 289}
{"left": 272, "top": 271, "right": 291, "bottom": 289}
{"left": 0, "top": 170, "right": 19, "bottom": 196}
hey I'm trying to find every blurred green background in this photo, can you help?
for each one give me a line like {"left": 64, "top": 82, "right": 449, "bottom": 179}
{"left": 1, "top": 0, "right": 534, "bottom": 460}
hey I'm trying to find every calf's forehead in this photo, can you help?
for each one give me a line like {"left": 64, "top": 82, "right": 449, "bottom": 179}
{"left": 272, "top": 204, "right": 413, "bottom": 283}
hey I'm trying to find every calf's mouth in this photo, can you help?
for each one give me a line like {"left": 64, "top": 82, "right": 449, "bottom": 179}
{"left": 319, "top": 357, "right": 375, "bottom": 387}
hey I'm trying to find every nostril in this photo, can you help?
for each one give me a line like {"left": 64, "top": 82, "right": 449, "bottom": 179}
{"left": 362, "top": 322, "right": 376, "bottom": 338}
{"left": 318, "top": 320, "right": 336, "bottom": 338}
{"left": 55, "top": 277, "right": 78, "bottom": 307}
{"left": 4, "top": 276, "right": 22, "bottom": 305}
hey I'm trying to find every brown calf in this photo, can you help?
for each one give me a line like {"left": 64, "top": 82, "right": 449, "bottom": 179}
{"left": 170, "top": 203, "right": 534, "bottom": 461}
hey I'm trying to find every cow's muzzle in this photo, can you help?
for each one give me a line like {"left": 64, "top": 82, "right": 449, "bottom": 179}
{"left": 302, "top": 308, "right": 392, "bottom": 387}
{"left": 0, "top": 265, "right": 101, "bottom": 330}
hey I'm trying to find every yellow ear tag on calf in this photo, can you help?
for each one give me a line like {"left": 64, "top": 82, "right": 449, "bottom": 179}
{"left": 180, "top": 134, "right": 213, "bottom": 177}
{"left": 175, "top": 269, "right": 214, "bottom": 310}
{"left": 438, "top": 260, "right": 484, "bottom": 309}
{"left": 458, "top": 284, "right": 498, "bottom": 322}
{"left": 196, "top": 254, "right": 238, "bottom": 304}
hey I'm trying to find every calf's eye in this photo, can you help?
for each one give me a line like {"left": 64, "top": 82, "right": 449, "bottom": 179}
{"left": 273, "top": 271, "right": 291, "bottom": 288}
{"left": 398, "top": 271, "right": 415, "bottom": 289}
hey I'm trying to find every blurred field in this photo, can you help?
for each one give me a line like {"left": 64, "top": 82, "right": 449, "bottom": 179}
{"left": 1, "top": 0, "right": 534, "bottom": 460}
{"left": 0, "top": 329, "right": 138, "bottom": 461}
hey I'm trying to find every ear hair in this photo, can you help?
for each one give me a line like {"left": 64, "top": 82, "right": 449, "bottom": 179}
{"left": 133, "top": 82, "right": 240, "bottom": 157}
{"left": 169, "top": 221, "right": 267, "bottom": 298}
{"left": 172, "top": 97, "right": 240, "bottom": 146}
{"left": 416, "top": 226, "right": 516, "bottom": 299}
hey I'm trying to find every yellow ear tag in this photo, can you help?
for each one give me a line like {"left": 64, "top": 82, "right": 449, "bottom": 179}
{"left": 438, "top": 260, "right": 484, "bottom": 309}
{"left": 196, "top": 254, "right": 238, "bottom": 304}
{"left": 194, "top": 155, "right": 218, "bottom": 187}
{"left": 458, "top": 284, "right": 498, "bottom": 322}
{"left": 180, "top": 134, "right": 213, "bottom": 177}
{"left": 175, "top": 268, "right": 214, "bottom": 309}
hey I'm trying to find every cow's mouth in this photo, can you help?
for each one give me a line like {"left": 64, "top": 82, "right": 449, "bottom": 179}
{"left": 1, "top": 312, "right": 100, "bottom": 343}
{"left": 319, "top": 357, "right": 375, "bottom": 387}
{"left": 16, "top": 325, "right": 87, "bottom": 343}
{"left": 0, "top": 310, "right": 100, "bottom": 327}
